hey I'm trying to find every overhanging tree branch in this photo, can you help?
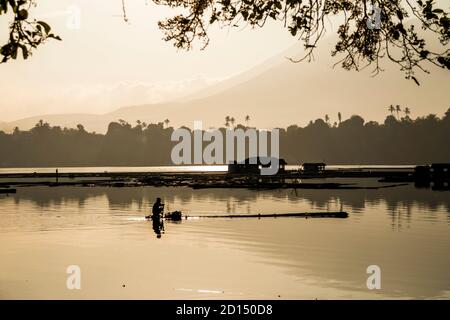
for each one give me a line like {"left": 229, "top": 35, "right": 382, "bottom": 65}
{"left": 1, "top": 0, "right": 449, "bottom": 83}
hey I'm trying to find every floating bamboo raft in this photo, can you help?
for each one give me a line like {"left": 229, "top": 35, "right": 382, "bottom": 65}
{"left": 146, "top": 211, "right": 349, "bottom": 221}
{"left": 186, "top": 211, "right": 349, "bottom": 219}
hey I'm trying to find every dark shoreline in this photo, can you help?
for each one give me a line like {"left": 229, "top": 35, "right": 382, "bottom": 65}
{"left": 0, "top": 168, "right": 415, "bottom": 190}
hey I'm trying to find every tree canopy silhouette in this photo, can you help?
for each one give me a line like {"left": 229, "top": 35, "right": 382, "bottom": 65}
{"left": 1, "top": 109, "right": 449, "bottom": 166}
{"left": 0, "top": 0, "right": 61, "bottom": 63}
{"left": 1, "top": 0, "right": 449, "bottom": 82}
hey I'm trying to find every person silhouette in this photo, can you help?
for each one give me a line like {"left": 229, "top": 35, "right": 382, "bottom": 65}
{"left": 151, "top": 198, "right": 165, "bottom": 238}
{"left": 152, "top": 197, "right": 164, "bottom": 219}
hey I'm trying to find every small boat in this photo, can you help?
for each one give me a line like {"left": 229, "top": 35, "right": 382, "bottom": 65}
{"left": 164, "top": 211, "right": 183, "bottom": 221}
{"left": 145, "top": 211, "right": 183, "bottom": 221}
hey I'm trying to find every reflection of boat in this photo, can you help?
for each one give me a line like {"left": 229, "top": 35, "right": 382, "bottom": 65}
{"left": 0, "top": 188, "right": 16, "bottom": 194}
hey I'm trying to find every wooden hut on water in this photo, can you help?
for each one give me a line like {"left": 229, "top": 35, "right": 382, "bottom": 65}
{"left": 430, "top": 163, "right": 450, "bottom": 180}
{"left": 302, "top": 162, "right": 326, "bottom": 174}
{"left": 228, "top": 157, "right": 287, "bottom": 175}
{"left": 414, "top": 163, "right": 450, "bottom": 190}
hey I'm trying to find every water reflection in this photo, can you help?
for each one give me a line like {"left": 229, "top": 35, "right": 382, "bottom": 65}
{"left": 152, "top": 216, "right": 164, "bottom": 238}
{"left": 1, "top": 179, "right": 449, "bottom": 299}
{"left": 3, "top": 180, "right": 450, "bottom": 222}
{"left": 2, "top": 181, "right": 450, "bottom": 237}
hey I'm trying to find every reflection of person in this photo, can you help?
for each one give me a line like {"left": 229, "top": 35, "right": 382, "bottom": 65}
{"left": 151, "top": 198, "right": 165, "bottom": 239}
{"left": 152, "top": 217, "right": 164, "bottom": 239}
{"left": 152, "top": 198, "right": 164, "bottom": 218}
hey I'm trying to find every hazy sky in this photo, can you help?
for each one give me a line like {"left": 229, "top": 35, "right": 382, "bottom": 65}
{"left": 1, "top": 0, "right": 448, "bottom": 129}
{"left": 0, "top": 0, "right": 298, "bottom": 121}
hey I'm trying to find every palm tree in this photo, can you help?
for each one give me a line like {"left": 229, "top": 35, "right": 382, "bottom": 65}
{"left": 225, "top": 116, "right": 230, "bottom": 128}
{"left": 388, "top": 104, "right": 395, "bottom": 115}
{"left": 395, "top": 105, "right": 402, "bottom": 118}
{"left": 230, "top": 117, "right": 235, "bottom": 128}
{"left": 338, "top": 112, "right": 342, "bottom": 125}
{"left": 245, "top": 115, "right": 250, "bottom": 127}
{"left": 76, "top": 124, "right": 85, "bottom": 132}
{"left": 164, "top": 118, "right": 170, "bottom": 128}
{"left": 404, "top": 107, "right": 411, "bottom": 118}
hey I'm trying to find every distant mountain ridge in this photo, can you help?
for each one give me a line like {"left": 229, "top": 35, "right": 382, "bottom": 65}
{"left": 2, "top": 37, "right": 449, "bottom": 133}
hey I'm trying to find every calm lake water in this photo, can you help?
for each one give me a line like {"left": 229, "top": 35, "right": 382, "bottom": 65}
{"left": 0, "top": 178, "right": 449, "bottom": 299}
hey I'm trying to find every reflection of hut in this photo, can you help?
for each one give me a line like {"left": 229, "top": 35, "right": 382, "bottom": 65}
{"left": 431, "top": 181, "right": 450, "bottom": 191}
{"left": 302, "top": 162, "right": 326, "bottom": 174}
{"left": 228, "top": 157, "right": 287, "bottom": 174}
